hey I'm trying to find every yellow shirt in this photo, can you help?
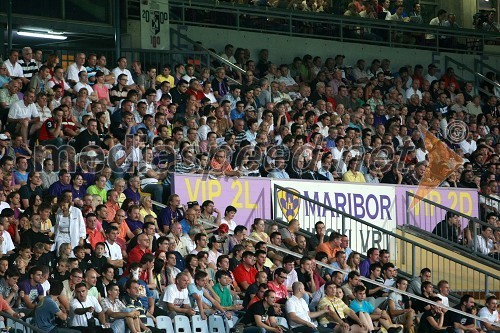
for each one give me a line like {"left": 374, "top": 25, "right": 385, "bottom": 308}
{"left": 317, "top": 295, "right": 350, "bottom": 325}
{"left": 156, "top": 74, "right": 174, "bottom": 87}
{"left": 342, "top": 170, "right": 366, "bottom": 183}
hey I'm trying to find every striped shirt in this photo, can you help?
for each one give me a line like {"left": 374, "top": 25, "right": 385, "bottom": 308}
{"left": 18, "top": 59, "right": 38, "bottom": 79}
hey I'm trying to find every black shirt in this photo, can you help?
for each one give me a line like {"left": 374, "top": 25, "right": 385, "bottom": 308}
{"left": 241, "top": 300, "right": 277, "bottom": 326}
{"left": 445, "top": 305, "right": 473, "bottom": 328}
{"left": 295, "top": 268, "right": 313, "bottom": 292}
{"left": 418, "top": 310, "right": 442, "bottom": 333}
{"left": 20, "top": 229, "right": 51, "bottom": 249}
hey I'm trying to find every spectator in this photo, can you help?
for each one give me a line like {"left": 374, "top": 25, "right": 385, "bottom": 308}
{"left": 388, "top": 277, "right": 416, "bottom": 333}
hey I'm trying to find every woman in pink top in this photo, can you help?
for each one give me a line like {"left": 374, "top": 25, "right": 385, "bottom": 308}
{"left": 93, "top": 71, "right": 112, "bottom": 106}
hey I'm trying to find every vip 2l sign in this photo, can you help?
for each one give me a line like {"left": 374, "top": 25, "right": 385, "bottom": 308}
{"left": 140, "top": 0, "right": 170, "bottom": 50}
{"left": 272, "top": 180, "right": 397, "bottom": 254}
{"left": 173, "top": 174, "right": 272, "bottom": 229}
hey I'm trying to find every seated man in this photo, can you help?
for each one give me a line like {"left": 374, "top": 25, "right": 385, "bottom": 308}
{"left": 188, "top": 270, "right": 232, "bottom": 321}
{"left": 286, "top": 281, "right": 333, "bottom": 333}
{"left": 239, "top": 289, "right": 282, "bottom": 333}
{"left": 101, "top": 283, "right": 142, "bottom": 333}
{"left": 350, "top": 285, "right": 403, "bottom": 333}
{"left": 34, "top": 280, "right": 68, "bottom": 333}
{"left": 317, "top": 281, "right": 368, "bottom": 333}
{"left": 444, "top": 294, "right": 480, "bottom": 333}
{"left": 478, "top": 295, "right": 499, "bottom": 332}
{"left": 158, "top": 272, "right": 196, "bottom": 318}
{"left": 388, "top": 278, "right": 416, "bottom": 333}
{"left": 7, "top": 88, "right": 41, "bottom": 142}
{"left": 68, "top": 282, "right": 110, "bottom": 332}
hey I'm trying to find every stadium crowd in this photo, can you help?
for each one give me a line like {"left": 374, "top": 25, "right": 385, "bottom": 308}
{"left": 0, "top": 28, "right": 498, "bottom": 332}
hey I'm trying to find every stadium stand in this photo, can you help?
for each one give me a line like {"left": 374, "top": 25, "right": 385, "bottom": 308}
{"left": 0, "top": 0, "right": 499, "bottom": 333}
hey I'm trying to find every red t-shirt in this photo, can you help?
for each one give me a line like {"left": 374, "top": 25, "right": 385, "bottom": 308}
{"left": 124, "top": 246, "right": 152, "bottom": 276}
{"left": 267, "top": 281, "right": 288, "bottom": 302}
{"left": 233, "top": 263, "right": 258, "bottom": 290}
{"left": 39, "top": 117, "right": 59, "bottom": 141}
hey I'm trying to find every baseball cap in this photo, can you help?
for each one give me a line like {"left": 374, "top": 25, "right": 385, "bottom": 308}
{"left": 0, "top": 134, "right": 9, "bottom": 140}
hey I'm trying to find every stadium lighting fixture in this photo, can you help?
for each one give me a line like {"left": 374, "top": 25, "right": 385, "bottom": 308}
{"left": 17, "top": 30, "right": 67, "bottom": 40}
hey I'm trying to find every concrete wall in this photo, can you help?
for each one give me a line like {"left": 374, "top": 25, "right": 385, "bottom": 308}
{"left": 173, "top": 25, "right": 499, "bottom": 82}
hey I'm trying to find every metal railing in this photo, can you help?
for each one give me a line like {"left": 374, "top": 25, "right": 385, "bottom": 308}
{"left": 272, "top": 184, "right": 499, "bottom": 300}
{"left": 165, "top": 0, "right": 500, "bottom": 55}
{"left": 170, "top": 28, "right": 246, "bottom": 85}
{"left": 405, "top": 191, "right": 500, "bottom": 266}
{"left": 151, "top": 196, "right": 500, "bottom": 328}
{"left": 479, "top": 192, "right": 500, "bottom": 221}
{"left": 0, "top": 312, "right": 43, "bottom": 333}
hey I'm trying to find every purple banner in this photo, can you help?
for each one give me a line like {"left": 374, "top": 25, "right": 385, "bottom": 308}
{"left": 172, "top": 174, "right": 272, "bottom": 229}
{"left": 395, "top": 185, "right": 479, "bottom": 232}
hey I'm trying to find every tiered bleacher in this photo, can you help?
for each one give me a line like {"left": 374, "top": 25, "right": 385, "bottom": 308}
{"left": 0, "top": 1, "right": 498, "bottom": 333}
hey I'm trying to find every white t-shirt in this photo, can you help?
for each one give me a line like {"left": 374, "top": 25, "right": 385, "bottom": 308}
{"left": 478, "top": 307, "right": 498, "bottom": 332}
{"left": 220, "top": 219, "right": 237, "bottom": 235}
{"left": 5, "top": 61, "right": 24, "bottom": 78}
{"left": 160, "top": 284, "right": 189, "bottom": 310}
{"left": 69, "top": 295, "right": 102, "bottom": 327}
{"left": 8, "top": 100, "right": 39, "bottom": 119}
{"left": 112, "top": 67, "right": 135, "bottom": 86}
{"left": 103, "top": 241, "right": 122, "bottom": 260}
{"left": 436, "top": 294, "right": 449, "bottom": 307}
{"left": 74, "top": 82, "right": 94, "bottom": 94}
{"left": 286, "top": 295, "right": 314, "bottom": 328}
{"left": 66, "top": 63, "right": 86, "bottom": 83}
{"left": 0, "top": 230, "right": 15, "bottom": 254}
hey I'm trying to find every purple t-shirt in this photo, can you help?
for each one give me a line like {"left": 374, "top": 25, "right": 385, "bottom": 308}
{"left": 126, "top": 218, "right": 143, "bottom": 233}
{"left": 123, "top": 188, "right": 140, "bottom": 205}
{"left": 18, "top": 279, "right": 43, "bottom": 307}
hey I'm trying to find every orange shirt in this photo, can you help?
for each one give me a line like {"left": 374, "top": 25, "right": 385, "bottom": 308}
{"left": 316, "top": 242, "right": 341, "bottom": 261}
{"left": 210, "top": 158, "right": 233, "bottom": 172}
{"left": 105, "top": 201, "right": 120, "bottom": 222}
{"left": 86, "top": 227, "right": 105, "bottom": 250}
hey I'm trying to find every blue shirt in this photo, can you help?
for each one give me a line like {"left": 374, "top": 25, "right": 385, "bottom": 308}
{"left": 230, "top": 108, "right": 245, "bottom": 120}
{"left": 35, "top": 296, "right": 59, "bottom": 332}
{"left": 179, "top": 218, "right": 192, "bottom": 235}
{"left": 350, "top": 299, "right": 375, "bottom": 314}
{"left": 118, "top": 277, "right": 153, "bottom": 310}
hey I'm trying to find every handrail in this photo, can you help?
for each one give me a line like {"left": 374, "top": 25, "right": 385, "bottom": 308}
{"left": 476, "top": 72, "right": 500, "bottom": 89}
{"left": 406, "top": 191, "right": 500, "bottom": 264}
{"left": 150, "top": 197, "right": 500, "bottom": 328}
{"left": 168, "top": 0, "right": 500, "bottom": 55}
{"left": 273, "top": 184, "right": 499, "bottom": 281}
{"left": 170, "top": 29, "right": 246, "bottom": 75}
{"left": 0, "top": 311, "right": 44, "bottom": 333}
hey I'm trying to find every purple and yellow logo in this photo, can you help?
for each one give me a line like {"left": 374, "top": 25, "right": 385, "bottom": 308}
{"left": 277, "top": 188, "right": 301, "bottom": 221}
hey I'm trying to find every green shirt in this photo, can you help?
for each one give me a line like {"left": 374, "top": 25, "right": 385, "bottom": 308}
{"left": 86, "top": 185, "right": 107, "bottom": 203}
{"left": 213, "top": 283, "right": 232, "bottom": 307}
